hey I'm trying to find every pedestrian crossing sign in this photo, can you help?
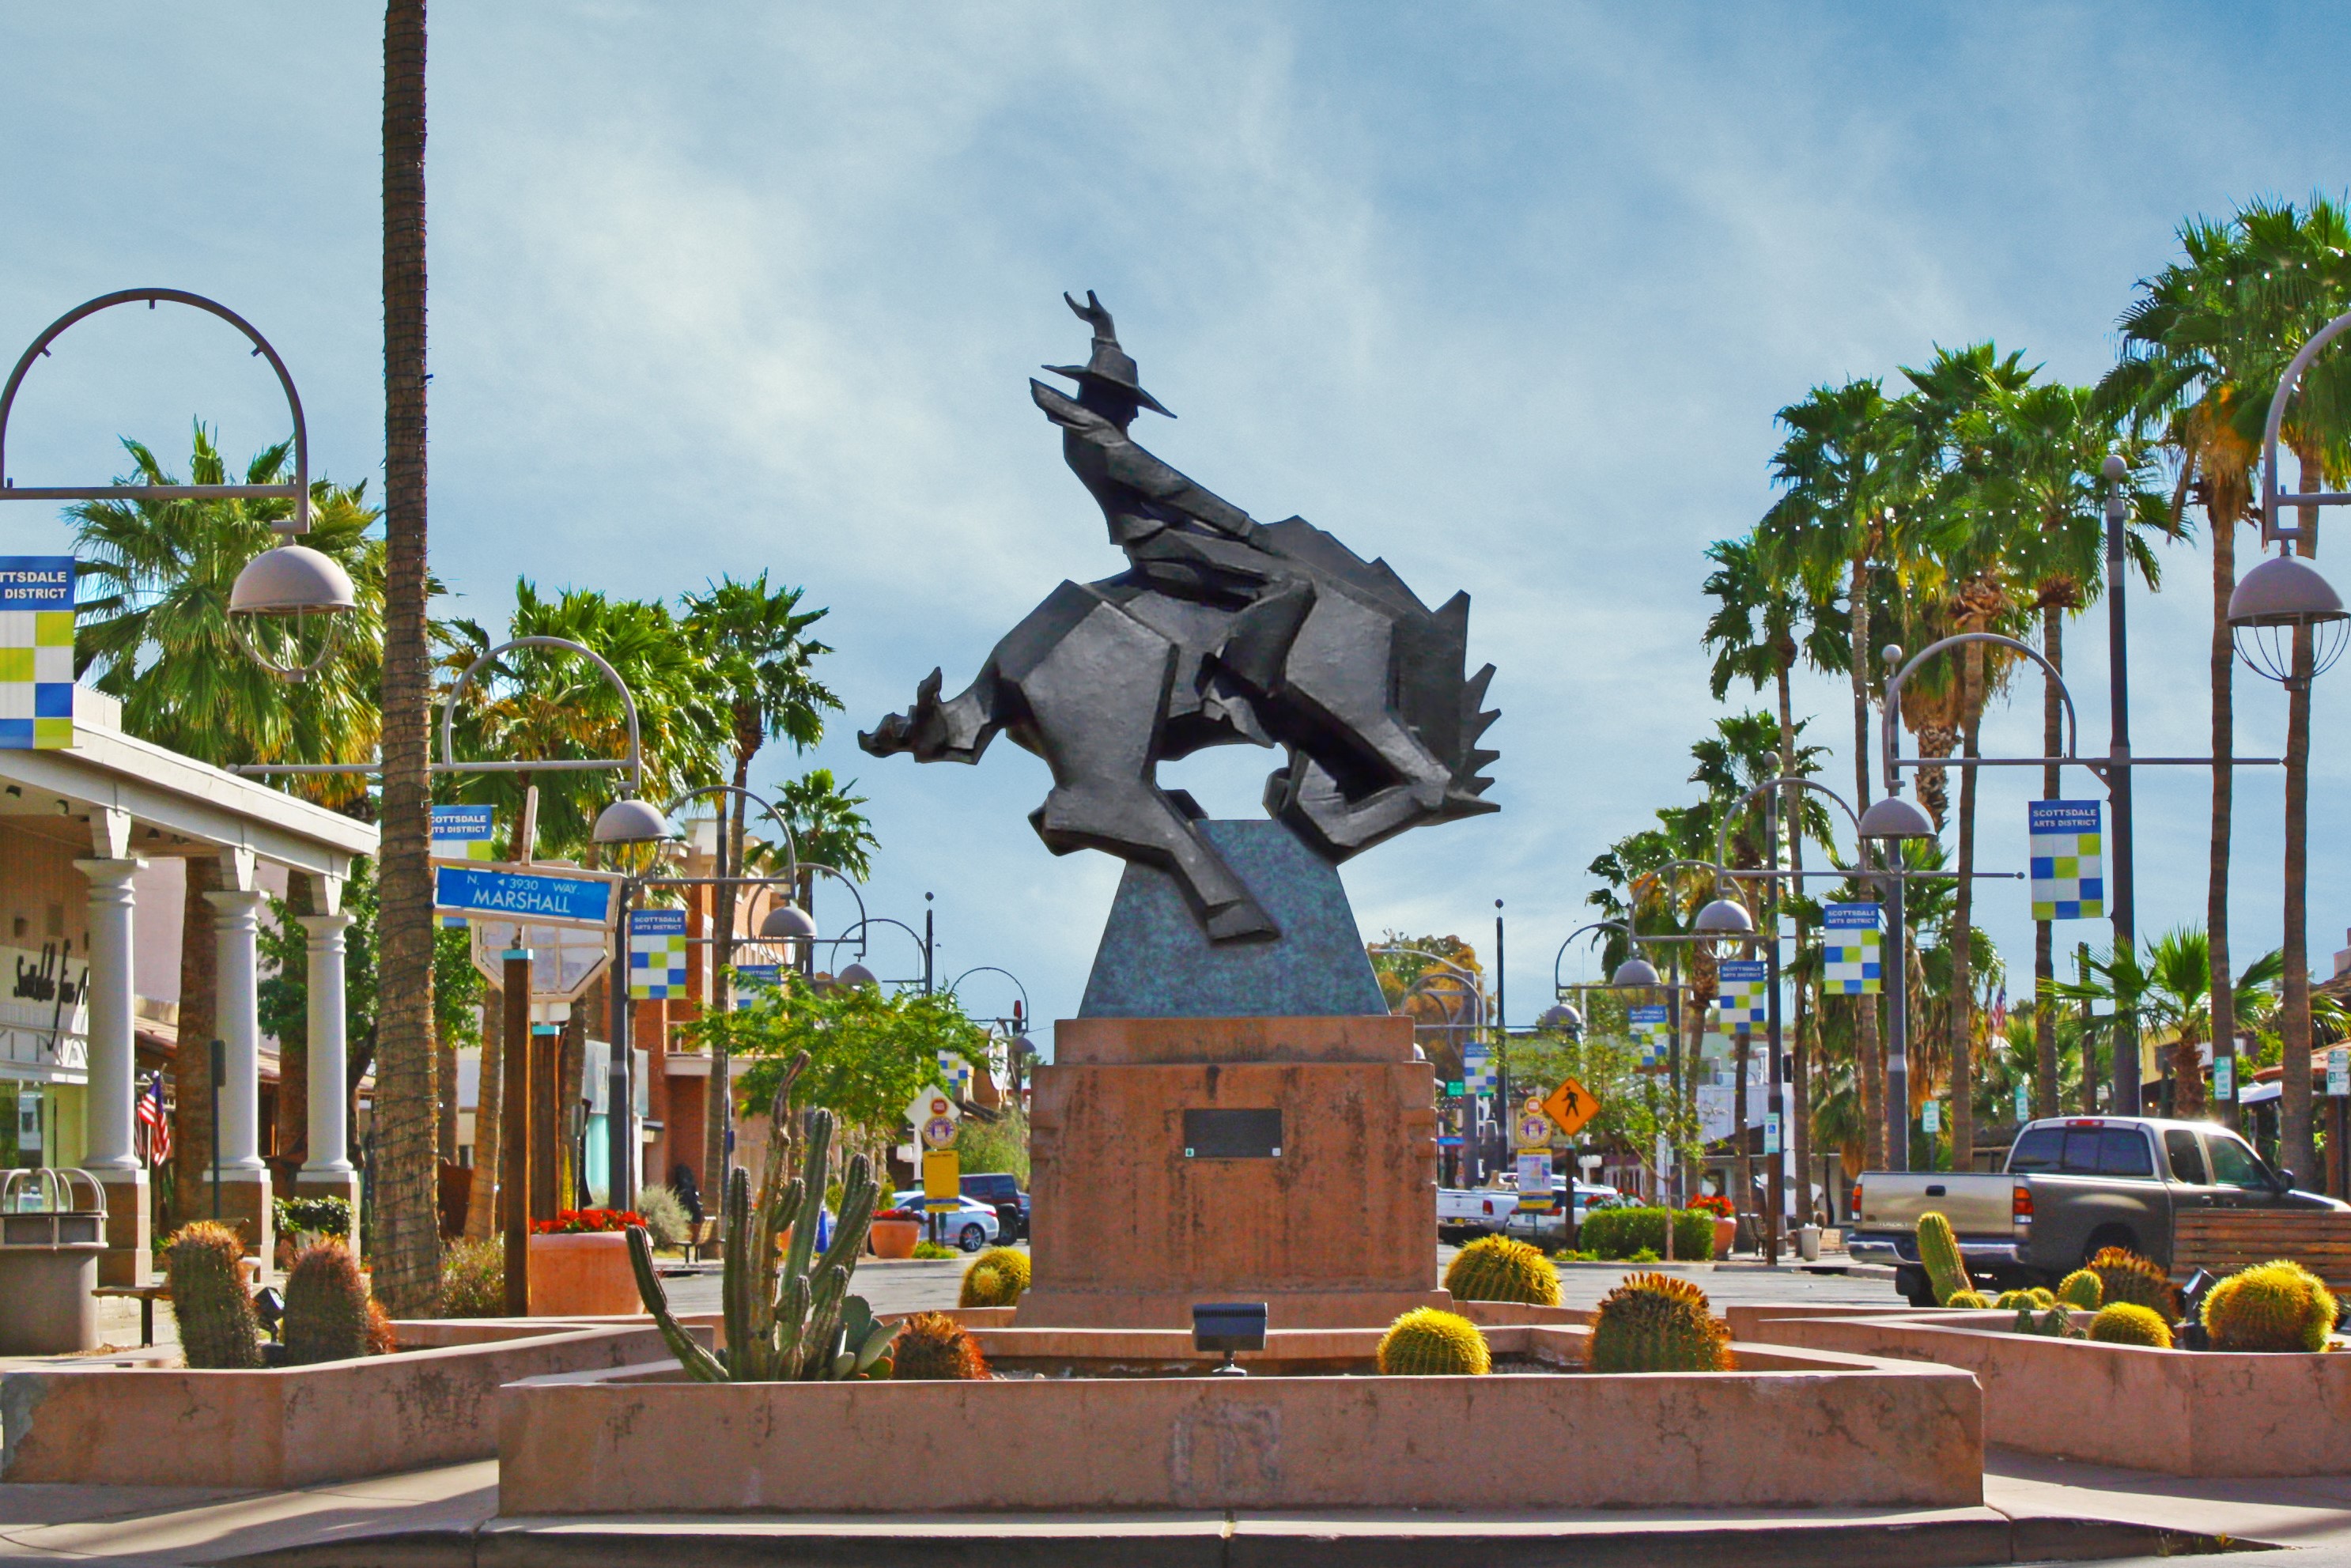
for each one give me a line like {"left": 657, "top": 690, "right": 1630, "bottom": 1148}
{"left": 0, "top": 557, "right": 74, "bottom": 750}
{"left": 1824, "top": 903, "right": 1882, "bottom": 995}
{"left": 2028, "top": 799, "right": 2104, "bottom": 920}
{"left": 1715, "top": 959, "right": 1767, "bottom": 1026}
{"left": 628, "top": 907, "right": 690, "bottom": 999}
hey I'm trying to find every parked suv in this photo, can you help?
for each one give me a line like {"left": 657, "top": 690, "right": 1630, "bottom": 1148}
{"left": 961, "top": 1172, "right": 1029, "bottom": 1242}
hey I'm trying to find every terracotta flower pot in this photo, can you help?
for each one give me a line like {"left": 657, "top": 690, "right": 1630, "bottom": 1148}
{"left": 1713, "top": 1217, "right": 1737, "bottom": 1258}
{"left": 869, "top": 1218, "right": 920, "bottom": 1260}
{"left": 525, "top": 1231, "right": 641, "bottom": 1317}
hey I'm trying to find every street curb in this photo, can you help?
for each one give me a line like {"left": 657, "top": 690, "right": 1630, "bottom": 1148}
{"left": 216, "top": 1513, "right": 2267, "bottom": 1568}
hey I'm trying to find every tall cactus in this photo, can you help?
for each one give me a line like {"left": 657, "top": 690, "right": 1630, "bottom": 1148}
{"left": 1914, "top": 1211, "right": 1970, "bottom": 1306}
{"left": 629, "top": 1052, "right": 898, "bottom": 1382}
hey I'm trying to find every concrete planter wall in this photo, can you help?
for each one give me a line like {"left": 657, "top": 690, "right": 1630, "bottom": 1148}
{"left": 497, "top": 1328, "right": 1982, "bottom": 1513}
{"left": 1, "top": 1321, "right": 678, "bottom": 1488}
{"left": 1744, "top": 1312, "right": 2351, "bottom": 1477}
{"left": 527, "top": 1231, "right": 639, "bottom": 1317}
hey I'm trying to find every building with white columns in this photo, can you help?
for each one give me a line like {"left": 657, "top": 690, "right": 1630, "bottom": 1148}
{"left": 0, "top": 688, "right": 376, "bottom": 1285}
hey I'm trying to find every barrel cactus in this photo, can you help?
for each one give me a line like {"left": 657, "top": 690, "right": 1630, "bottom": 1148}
{"left": 282, "top": 1241, "right": 376, "bottom": 1365}
{"left": 1377, "top": 1307, "right": 1491, "bottom": 1375}
{"left": 2202, "top": 1259, "right": 2339, "bottom": 1353}
{"left": 958, "top": 1246, "right": 1031, "bottom": 1308}
{"left": 2056, "top": 1269, "right": 2103, "bottom": 1310}
{"left": 627, "top": 1052, "right": 897, "bottom": 1382}
{"left": 1588, "top": 1271, "right": 1731, "bottom": 1371}
{"left": 1915, "top": 1211, "right": 1971, "bottom": 1305}
{"left": 890, "top": 1312, "right": 989, "bottom": 1379}
{"left": 1948, "top": 1290, "right": 1994, "bottom": 1309}
{"left": 1443, "top": 1234, "right": 1561, "bottom": 1306}
{"left": 1993, "top": 1289, "right": 2035, "bottom": 1310}
{"left": 167, "top": 1221, "right": 261, "bottom": 1370}
{"left": 2088, "top": 1302, "right": 2174, "bottom": 1348}
{"left": 2088, "top": 1246, "right": 2179, "bottom": 1319}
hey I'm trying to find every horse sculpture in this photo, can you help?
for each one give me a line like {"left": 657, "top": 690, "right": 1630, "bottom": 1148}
{"left": 860, "top": 293, "right": 1497, "bottom": 943}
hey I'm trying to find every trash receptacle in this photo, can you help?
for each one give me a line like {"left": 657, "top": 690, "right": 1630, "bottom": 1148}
{"left": 0, "top": 1168, "right": 106, "bottom": 1354}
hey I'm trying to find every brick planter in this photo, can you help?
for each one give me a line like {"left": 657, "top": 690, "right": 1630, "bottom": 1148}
{"left": 497, "top": 1328, "right": 1982, "bottom": 1513}
{"left": 1742, "top": 1310, "right": 2351, "bottom": 1477}
{"left": 527, "top": 1231, "right": 640, "bottom": 1317}
{"left": 1, "top": 1321, "right": 684, "bottom": 1488}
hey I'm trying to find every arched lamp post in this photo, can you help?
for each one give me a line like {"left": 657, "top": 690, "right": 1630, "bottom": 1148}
{"left": 0, "top": 291, "right": 357, "bottom": 678}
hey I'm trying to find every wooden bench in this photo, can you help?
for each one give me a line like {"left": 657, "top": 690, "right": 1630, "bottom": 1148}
{"left": 92, "top": 1283, "right": 171, "bottom": 1347}
{"left": 686, "top": 1219, "right": 720, "bottom": 1264}
{"left": 2172, "top": 1208, "right": 2351, "bottom": 1294}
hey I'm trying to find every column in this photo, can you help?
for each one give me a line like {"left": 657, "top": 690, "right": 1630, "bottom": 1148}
{"left": 74, "top": 856, "right": 148, "bottom": 1285}
{"left": 296, "top": 912, "right": 360, "bottom": 1215}
{"left": 205, "top": 884, "right": 275, "bottom": 1268}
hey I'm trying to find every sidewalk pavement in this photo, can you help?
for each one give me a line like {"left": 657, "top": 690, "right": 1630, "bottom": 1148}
{"left": 5, "top": 1448, "right": 2345, "bottom": 1567}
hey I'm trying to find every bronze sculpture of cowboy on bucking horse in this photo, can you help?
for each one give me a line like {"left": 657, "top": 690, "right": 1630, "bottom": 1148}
{"left": 861, "top": 291, "right": 1498, "bottom": 943}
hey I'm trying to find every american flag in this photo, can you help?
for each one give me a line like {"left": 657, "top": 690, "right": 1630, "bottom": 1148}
{"left": 135, "top": 1074, "right": 170, "bottom": 1166}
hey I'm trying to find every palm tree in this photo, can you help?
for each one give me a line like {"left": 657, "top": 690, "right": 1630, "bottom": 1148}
{"left": 72, "top": 426, "right": 384, "bottom": 1224}
{"left": 2103, "top": 198, "right": 2351, "bottom": 1173}
{"left": 675, "top": 576, "right": 837, "bottom": 1200}
{"left": 2047, "top": 929, "right": 2281, "bottom": 1113}
{"left": 374, "top": 0, "right": 440, "bottom": 1315}
{"left": 1700, "top": 536, "right": 1846, "bottom": 1215}
{"left": 765, "top": 769, "right": 879, "bottom": 927}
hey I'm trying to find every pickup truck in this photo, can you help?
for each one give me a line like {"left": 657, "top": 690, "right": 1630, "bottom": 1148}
{"left": 1848, "top": 1115, "right": 2349, "bottom": 1305}
{"left": 1437, "top": 1181, "right": 1614, "bottom": 1243}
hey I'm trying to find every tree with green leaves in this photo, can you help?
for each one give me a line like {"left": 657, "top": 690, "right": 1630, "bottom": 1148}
{"left": 689, "top": 972, "right": 971, "bottom": 1173}
{"left": 769, "top": 769, "right": 878, "bottom": 928}
{"left": 71, "top": 425, "right": 384, "bottom": 1222}
{"left": 2045, "top": 929, "right": 2281, "bottom": 1117}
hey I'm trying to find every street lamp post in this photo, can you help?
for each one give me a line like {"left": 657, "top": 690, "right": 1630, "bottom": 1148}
{"left": 2231, "top": 308, "right": 2351, "bottom": 1184}
{"left": 2102, "top": 455, "right": 2142, "bottom": 1115}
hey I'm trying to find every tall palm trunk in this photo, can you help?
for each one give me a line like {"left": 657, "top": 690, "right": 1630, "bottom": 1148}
{"left": 702, "top": 757, "right": 748, "bottom": 1204}
{"left": 464, "top": 981, "right": 501, "bottom": 1239}
{"left": 2036, "top": 601, "right": 2062, "bottom": 1120}
{"left": 1949, "top": 641, "right": 1982, "bottom": 1170}
{"left": 1848, "top": 550, "right": 1885, "bottom": 1169}
{"left": 2209, "top": 485, "right": 2239, "bottom": 1132}
{"left": 1778, "top": 663, "right": 1813, "bottom": 1227}
{"left": 172, "top": 856, "right": 222, "bottom": 1221}
{"left": 2281, "top": 457, "right": 2321, "bottom": 1182}
{"left": 373, "top": 0, "right": 440, "bottom": 1315}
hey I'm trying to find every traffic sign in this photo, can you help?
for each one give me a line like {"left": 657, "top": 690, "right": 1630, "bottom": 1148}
{"left": 923, "top": 1148, "right": 961, "bottom": 1211}
{"left": 434, "top": 863, "right": 622, "bottom": 929}
{"left": 1514, "top": 1149, "right": 1555, "bottom": 1211}
{"left": 1515, "top": 1110, "right": 1554, "bottom": 1148}
{"left": 922, "top": 1115, "right": 958, "bottom": 1150}
{"left": 1922, "top": 1100, "right": 1941, "bottom": 1135}
{"left": 1541, "top": 1078, "right": 1598, "bottom": 1139}
{"left": 2330, "top": 1048, "right": 2349, "bottom": 1098}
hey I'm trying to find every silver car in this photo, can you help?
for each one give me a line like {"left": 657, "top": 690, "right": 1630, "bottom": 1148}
{"left": 890, "top": 1190, "right": 1002, "bottom": 1253}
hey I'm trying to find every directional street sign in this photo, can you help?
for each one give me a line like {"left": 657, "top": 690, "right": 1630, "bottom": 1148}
{"left": 434, "top": 863, "right": 622, "bottom": 930}
{"left": 1542, "top": 1078, "right": 1598, "bottom": 1139}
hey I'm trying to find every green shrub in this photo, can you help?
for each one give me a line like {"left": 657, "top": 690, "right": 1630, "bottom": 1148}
{"left": 634, "top": 1184, "right": 694, "bottom": 1250}
{"left": 958, "top": 1246, "right": 1031, "bottom": 1307}
{"left": 2202, "top": 1259, "right": 2338, "bottom": 1353}
{"left": 912, "top": 1241, "right": 959, "bottom": 1260}
{"left": 1588, "top": 1271, "right": 1731, "bottom": 1372}
{"left": 271, "top": 1195, "right": 353, "bottom": 1240}
{"left": 1377, "top": 1308, "right": 1491, "bottom": 1374}
{"left": 1577, "top": 1207, "right": 1714, "bottom": 1260}
{"left": 167, "top": 1221, "right": 261, "bottom": 1369}
{"left": 1628, "top": 1246, "right": 1661, "bottom": 1264}
{"left": 2088, "top": 1302, "right": 2174, "bottom": 1348}
{"left": 1552, "top": 1249, "right": 1599, "bottom": 1263}
{"left": 1444, "top": 1235, "right": 1560, "bottom": 1305}
{"left": 437, "top": 1236, "right": 506, "bottom": 1317}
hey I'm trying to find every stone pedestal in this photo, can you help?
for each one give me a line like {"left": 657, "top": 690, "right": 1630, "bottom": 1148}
{"left": 92, "top": 1168, "right": 150, "bottom": 1287}
{"left": 1016, "top": 1015, "right": 1446, "bottom": 1329}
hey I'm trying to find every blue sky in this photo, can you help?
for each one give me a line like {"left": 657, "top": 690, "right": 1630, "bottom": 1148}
{"left": 5, "top": 5, "right": 2350, "bottom": 1051}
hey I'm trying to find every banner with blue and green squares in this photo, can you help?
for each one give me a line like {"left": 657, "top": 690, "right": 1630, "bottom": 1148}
{"left": 0, "top": 558, "right": 74, "bottom": 750}
{"left": 1824, "top": 903, "right": 1882, "bottom": 995}
{"left": 1715, "top": 959, "right": 1768, "bottom": 1026}
{"left": 2028, "top": 799, "right": 2103, "bottom": 920}
{"left": 627, "top": 907, "right": 690, "bottom": 1000}
{"left": 1462, "top": 1043, "right": 1497, "bottom": 1095}
{"left": 1629, "top": 1003, "right": 1671, "bottom": 1071}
